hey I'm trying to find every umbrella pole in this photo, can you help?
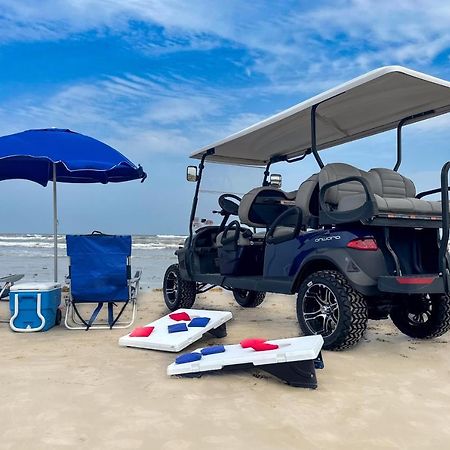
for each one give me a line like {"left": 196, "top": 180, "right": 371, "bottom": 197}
{"left": 53, "top": 163, "right": 58, "bottom": 283}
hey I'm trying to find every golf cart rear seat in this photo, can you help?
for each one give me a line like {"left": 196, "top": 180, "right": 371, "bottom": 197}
{"left": 319, "top": 163, "right": 448, "bottom": 226}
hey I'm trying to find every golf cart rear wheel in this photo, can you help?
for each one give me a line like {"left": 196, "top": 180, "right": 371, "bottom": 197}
{"left": 390, "top": 294, "right": 450, "bottom": 339}
{"left": 297, "top": 270, "right": 368, "bottom": 351}
{"left": 232, "top": 289, "right": 266, "bottom": 307}
{"left": 163, "top": 264, "right": 197, "bottom": 311}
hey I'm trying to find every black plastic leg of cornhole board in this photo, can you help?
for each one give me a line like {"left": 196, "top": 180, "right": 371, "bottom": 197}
{"left": 259, "top": 359, "right": 318, "bottom": 388}
{"left": 181, "top": 359, "right": 318, "bottom": 388}
{"left": 314, "top": 352, "right": 324, "bottom": 370}
{"left": 207, "top": 322, "right": 227, "bottom": 338}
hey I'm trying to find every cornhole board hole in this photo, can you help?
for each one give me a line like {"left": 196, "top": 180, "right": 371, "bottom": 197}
{"left": 167, "top": 335, "right": 324, "bottom": 388}
{"left": 119, "top": 309, "right": 232, "bottom": 352}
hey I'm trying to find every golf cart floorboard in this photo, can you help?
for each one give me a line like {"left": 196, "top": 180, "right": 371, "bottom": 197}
{"left": 192, "top": 274, "right": 293, "bottom": 294}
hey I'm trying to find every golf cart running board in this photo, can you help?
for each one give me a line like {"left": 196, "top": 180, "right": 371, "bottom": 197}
{"left": 192, "top": 274, "right": 293, "bottom": 294}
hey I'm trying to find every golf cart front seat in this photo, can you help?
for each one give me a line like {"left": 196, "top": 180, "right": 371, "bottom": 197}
{"left": 319, "top": 163, "right": 447, "bottom": 225}
{"left": 216, "top": 186, "right": 293, "bottom": 247}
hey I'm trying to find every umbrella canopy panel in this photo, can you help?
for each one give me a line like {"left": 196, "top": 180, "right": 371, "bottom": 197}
{"left": 191, "top": 66, "right": 450, "bottom": 166}
{"left": 0, "top": 128, "right": 146, "bottom": 185}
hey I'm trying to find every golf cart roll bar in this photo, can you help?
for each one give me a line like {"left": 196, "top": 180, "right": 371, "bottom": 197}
{"left": 189, "top": 148, "right": 215, "bottom": 242}
{"left": 440, "top": 161, "right": 450, "bottom": 294}
{"left": 394, "top": 110, "right": 435, "bottom": 171}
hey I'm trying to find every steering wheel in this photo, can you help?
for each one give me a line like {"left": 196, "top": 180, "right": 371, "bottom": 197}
{"left": 218, "top": 194, "right": 241, "bottom": 216}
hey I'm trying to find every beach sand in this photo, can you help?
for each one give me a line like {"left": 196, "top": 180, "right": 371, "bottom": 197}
{"left": 1, "top": 289, "right": 450, "bottom": 449}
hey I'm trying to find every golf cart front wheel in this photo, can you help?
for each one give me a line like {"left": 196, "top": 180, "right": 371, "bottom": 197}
{"left": 163, "top": 264, "right": 197, "bottom": 311}
{"left": 233, "top": 289, "right": 266, "bottom": 308}
{"left": 390, "top": 294, "right": 450, "bottom": 339}
{"left": 232, "top": 289, "right": 266, "bottom": 307}
{"left": 297, "top": 270, "right": 368, "bottom": 350}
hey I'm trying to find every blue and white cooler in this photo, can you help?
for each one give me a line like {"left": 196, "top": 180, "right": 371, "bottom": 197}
{"left": 9, "top": 282, "right": 61, "bottom": 332}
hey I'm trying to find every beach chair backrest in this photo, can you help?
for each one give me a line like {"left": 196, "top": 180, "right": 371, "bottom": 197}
{"left": 66, "top": 234, "right": 132, "bottom": 302}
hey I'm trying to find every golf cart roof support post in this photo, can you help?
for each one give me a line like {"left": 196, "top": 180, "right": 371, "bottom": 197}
{"left": 394, "top": 109, "right": 436, "bottom": 172}
{"left": 188, "top": 148, "right": 215, "bottom": 243}
{"left": 439, "top": 161, "right": 450, "bottom": 294}
{"left": 262, "top": 154, "right": 287, "bottom": 186}
{"left": 262, "top": 160, "right": 271, "bottom": 186}
{"left": 311, "top": 103, "right": 325, "bottom": 169}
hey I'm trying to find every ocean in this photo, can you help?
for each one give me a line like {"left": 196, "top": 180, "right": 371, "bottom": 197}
{"left": 0, "top": 234, "right": 184, "bottom": 290}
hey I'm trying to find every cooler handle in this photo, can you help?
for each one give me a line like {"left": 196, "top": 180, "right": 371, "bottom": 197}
{"left": 10, "top": 293, "right": 46, "bottom": 332}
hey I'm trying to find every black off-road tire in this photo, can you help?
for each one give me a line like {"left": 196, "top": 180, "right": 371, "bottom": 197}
{"left": 163, "top": 264, "right": 197, "bottom": 311}
{"left": 232, "top": 289, "right": 266, "bottom": 307}
{"left": 297, "top": 270, "right": 368, "bottom": 351}
{"left": 390, "top": 294, "right": 450, "bottom": 339}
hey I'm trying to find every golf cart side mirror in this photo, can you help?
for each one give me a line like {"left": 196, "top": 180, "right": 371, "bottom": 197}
{"left": 269, "top": 174, "right": 282, "bottom": 188}
{"left": 186, "top": 166, "right": 198, "bottom": 182}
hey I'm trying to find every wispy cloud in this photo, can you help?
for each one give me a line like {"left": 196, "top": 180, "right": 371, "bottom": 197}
{"left": 2, "top": 0, "right": 450, "bottom": 91}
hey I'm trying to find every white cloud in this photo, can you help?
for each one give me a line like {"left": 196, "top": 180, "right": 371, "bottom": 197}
{"left": 2, "top": 0, "right": 450, "bottom": 90}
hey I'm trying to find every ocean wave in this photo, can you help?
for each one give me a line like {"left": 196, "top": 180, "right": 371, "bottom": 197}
{"left": 0, "top": 235, "right": 56, "bottom": 241}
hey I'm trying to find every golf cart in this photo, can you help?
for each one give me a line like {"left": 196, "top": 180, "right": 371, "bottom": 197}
{"left": 163, "top": 66, "right": 450, "bottom": 350}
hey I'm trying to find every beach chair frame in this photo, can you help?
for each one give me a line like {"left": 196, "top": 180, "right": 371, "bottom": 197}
{"left": 64, "top": 234, "right": 141, "bottom": 330}
{"left": 65, "top": 266, "right": 141, "bottom": 330}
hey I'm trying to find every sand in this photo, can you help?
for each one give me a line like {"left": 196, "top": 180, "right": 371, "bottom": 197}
{"left": 1, "top": 289, "right": 450, "bottom": 450}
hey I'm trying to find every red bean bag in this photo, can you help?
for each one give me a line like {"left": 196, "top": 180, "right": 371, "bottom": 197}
{"left": 169, "top": 312, "right": 191, "bottom": 322}
{"left": 251, "top": 341, "right": 279, "bottom": 351}
{"left": 240, "top": 338, "right": 267, "bottom": 349}
{"left": 129, "top": 326, "right": 154, "bottom": 338}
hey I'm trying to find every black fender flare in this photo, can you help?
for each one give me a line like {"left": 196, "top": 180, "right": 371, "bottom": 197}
{"left": 291, "top": 249, "right": 379, "bottom": 296}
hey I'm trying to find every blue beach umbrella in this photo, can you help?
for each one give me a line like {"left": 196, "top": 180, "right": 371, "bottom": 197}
{"left": 0, "top": 128, "right": 147, "bottom": 282}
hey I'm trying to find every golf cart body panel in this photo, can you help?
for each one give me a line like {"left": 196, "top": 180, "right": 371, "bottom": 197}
{"left": 165, "top": 65, "right": 450, "bottom": 350}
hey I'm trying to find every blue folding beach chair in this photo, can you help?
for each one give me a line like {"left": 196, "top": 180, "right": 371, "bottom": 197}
{"left": 65, "top": 232, "right": 141, "bottom": 330}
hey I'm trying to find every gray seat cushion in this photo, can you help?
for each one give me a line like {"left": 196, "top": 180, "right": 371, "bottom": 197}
{"left": 252, "top": 231, "right": 267, "bottom": 240}
{"left": 216, "top": 230, "right": 251, "bottom": 247}
{"left": 338, "top": 193, "right": 446, "bottom": 216}
{"left": 321, "top": 163, "right": 446, "bottom": 219}
{"left": 296, "top": 173, "right": 319, "bottom": 226}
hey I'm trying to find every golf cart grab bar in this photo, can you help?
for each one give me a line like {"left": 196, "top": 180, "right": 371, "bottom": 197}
{"left": 266, "top": 207, "right": 303, "bottom": 245}
{"left": 319, "top": 176, "right": 377, "bottom": 224}
{"left": 221, "top": 220, "right": 241, "bottom": 246}
{"left": 416, "top": 187, "right": 450, "bottom": 199}
{"left": 439, "top": 161, "right": 450, "bottom": 294}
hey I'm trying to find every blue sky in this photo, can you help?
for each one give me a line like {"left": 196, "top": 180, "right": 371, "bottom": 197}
{"left": 0, "top": 0, "right": 449, "bottom": 235}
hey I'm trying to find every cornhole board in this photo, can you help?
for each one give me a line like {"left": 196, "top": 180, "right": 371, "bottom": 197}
{"left": 167, "top": 335, "right": 324, "bottom": 388}
{"left": 119, "top": 309, "right": 232, "bottom": 352}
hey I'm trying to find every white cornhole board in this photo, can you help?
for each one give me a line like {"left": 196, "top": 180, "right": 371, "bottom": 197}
{"left": 119, "top": 308, "right": 232, "bottom": 352}
{"left": 167, "top": 335, "right": 324, "bottom": 376}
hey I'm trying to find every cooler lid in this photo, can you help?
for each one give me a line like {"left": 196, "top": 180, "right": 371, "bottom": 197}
{"left": 11, "top": 282, "right": 61, "bottom": 292}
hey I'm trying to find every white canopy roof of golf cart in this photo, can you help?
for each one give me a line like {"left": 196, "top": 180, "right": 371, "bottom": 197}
{"left": 191, "top": 66, "right": 450, "bottom": 166}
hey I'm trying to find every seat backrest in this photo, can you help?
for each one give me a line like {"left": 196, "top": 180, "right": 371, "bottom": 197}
{"left": 66, "top": 234, "right": 131, "bottom": 302}
{"left": 368, "top": 168, "right": 416, "bottom": 198}
{"left": 319, "top": 163, "right": 418, "bottom": 211}
{"left": 295, "top": 173, "right": 319, "bottom": 227}
{"left": 239, "top": 187, "right": 289, "bottom": 228}
{"left": 319, "top": 163, "right": 377, "bottom": 208}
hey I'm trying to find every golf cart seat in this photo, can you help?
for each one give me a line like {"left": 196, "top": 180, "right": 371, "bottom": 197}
{"left": 216, "top": 186, "right": 293, "bottom": 247}
{"left": 319, "top": 163, "right": 448, "bottom": 226}
{"left": 295, "top": 173, "right": 320, "bottom": 229}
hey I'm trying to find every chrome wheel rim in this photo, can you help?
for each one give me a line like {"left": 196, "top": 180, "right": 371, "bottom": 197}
{"left": 302, "top": 283, "right": 340, "bottom": 337}
{"left": 165, "top": 271, "right": 178, "bottom": 304}
{"left": 407, "top": 296, "right": 432, "bottom": 325}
